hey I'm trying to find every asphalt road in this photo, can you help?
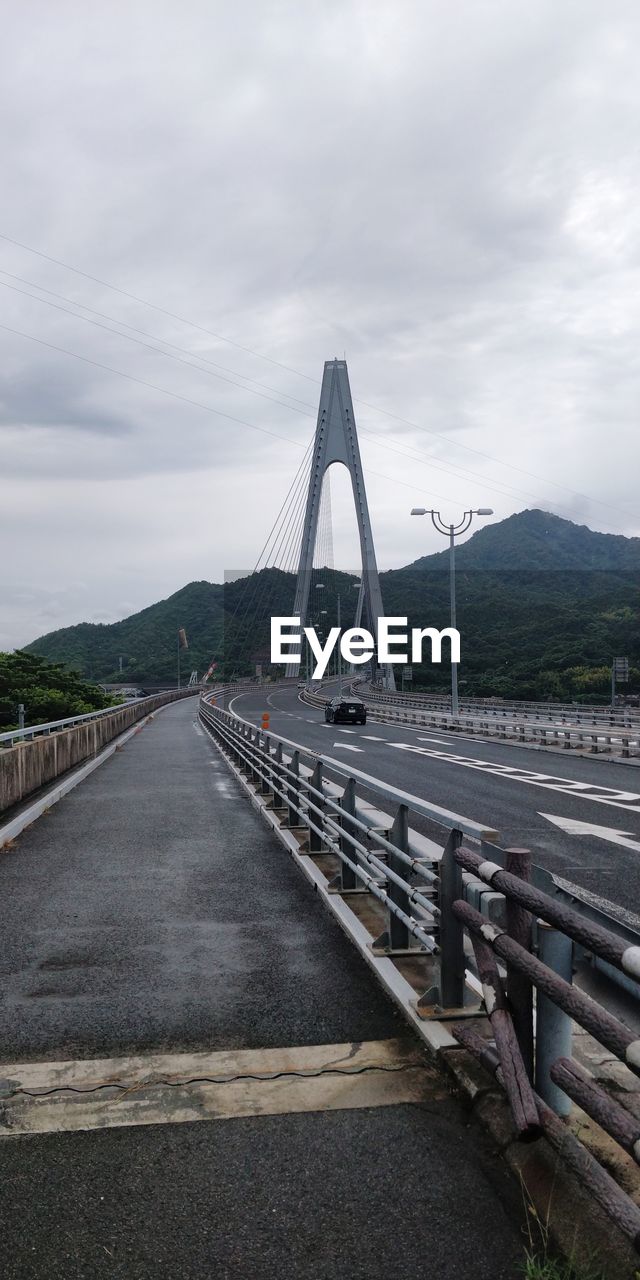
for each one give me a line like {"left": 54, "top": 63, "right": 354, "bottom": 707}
{"left": 222, "top": 682, "right": 640, "bottom": 919}
{"left": 0, "top": 697, "right": 526, "bottom": 1279}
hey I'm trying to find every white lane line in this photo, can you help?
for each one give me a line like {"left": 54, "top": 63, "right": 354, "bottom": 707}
{"left": 387, "top": 742, "right": 640, "bottom": 816}
{"left": 332, "top": 744, "right": 365, "bottom": 753}
{"left": 541, "top": 813, "right": 640, "bottom": 854}
{"left": 338, "top": 729, "right": 355, "bottom": 734}
{"left": 417, "top": 737, "right": 451, "bottom": 745}
{"left": 362, "top": 735, "right": 384, "bottom": 742}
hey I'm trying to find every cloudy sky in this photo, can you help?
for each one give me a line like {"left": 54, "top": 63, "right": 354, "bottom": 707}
{"left": 1, "top": 0, "right": 639, "bottom": 648}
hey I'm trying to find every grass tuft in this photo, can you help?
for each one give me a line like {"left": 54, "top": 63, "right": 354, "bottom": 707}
{"left": 523, "top": 1252, "right": 606, "bottom": 1280}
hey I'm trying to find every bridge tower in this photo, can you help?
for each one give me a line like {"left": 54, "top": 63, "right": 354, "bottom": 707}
{"left": 286, "top": 359, "right": 395, "bottom": 689}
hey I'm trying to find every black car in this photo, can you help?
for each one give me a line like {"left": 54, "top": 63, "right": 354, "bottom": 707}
{"left": 324, "top": 696, "right": 367, "bottom": 725}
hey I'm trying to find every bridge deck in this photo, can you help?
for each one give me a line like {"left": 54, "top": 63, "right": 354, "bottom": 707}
{"left": 0, "top": 698, "right": 525, "bottom": 1278}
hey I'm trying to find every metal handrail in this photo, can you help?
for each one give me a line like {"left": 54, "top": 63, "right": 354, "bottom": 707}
{"left": 200, "top": 701, "right": 443, "bottom": 954}
{"left": 357, "top": 680, "right": 640, "bottom": 727}
{"left": 300, "top": 685, "right": 640, "bottom": 755}
{"left": 204, "top": 699, "right": 499, "bottom": 843}
{"left": 201, "top": 692, "right": 640, "bottom": 1252}
{"left": 0, "top": 684, "right": 210, "bottom": 747}
{"left": 0, "top": 694, "right": 175, "bottom": 746}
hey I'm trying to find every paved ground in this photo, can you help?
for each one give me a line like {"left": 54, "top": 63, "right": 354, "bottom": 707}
{"left": 226, "top": 682, "right": 640, "bottom": 916}
{"left": 0, "top": 1106, "right": 523, "bottom": 1279}
{"left": 0, "top": 700, "right": 399, "bottom": 1062}
{"left": 0, "top": 698, "right": 527, "bottom": 1278}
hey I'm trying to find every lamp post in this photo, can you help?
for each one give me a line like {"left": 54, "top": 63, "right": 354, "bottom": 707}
{"left": 410, "top": 507, "right": 493, "bottom": 718}
{"left": 336, "top": 583, "right": 361, "bottom": 691}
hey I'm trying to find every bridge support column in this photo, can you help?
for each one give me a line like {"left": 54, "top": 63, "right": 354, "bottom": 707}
{"left": 285, "top": 359, "right": 395, "bottom": 690}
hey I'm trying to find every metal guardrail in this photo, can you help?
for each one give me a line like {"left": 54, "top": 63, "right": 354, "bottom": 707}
{"left": 200, "top": 695, "right": 640, "bottom": 1252}
{"left": 0, "top": 693, "right": 182, "bottom": 747}
{"left": 358, "top": 681, "right": 640, "bottom": 727}
{"left": 200, "top": 695, "right": 499, "bottom": 998}
{"left": 318, "top": 685, "right": 640, "bottom": 757}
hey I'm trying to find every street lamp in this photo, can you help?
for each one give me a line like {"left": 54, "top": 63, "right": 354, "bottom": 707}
{"left": 335, "top": 582, "right": 362, "bottom": 691}
{"left": 410, "top": 507, "right": 493, "bottom": 718}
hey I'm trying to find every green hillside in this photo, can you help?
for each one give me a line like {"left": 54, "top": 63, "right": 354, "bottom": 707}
{"left": 24, "top": 510, "right": 640, "bottom": 701}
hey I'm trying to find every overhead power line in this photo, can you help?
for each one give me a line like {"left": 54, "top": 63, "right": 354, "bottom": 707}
{"left": 0, "top": 228, "right": 632, "bottom": 521}
{"left": 3, "top": 270, "right": 634, "bottom": 527}
{"left": 0, "top": 322, "right": 309, "bottom": 450}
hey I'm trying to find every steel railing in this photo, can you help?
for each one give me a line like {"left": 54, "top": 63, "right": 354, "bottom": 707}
{"left": 0, "top": 686, "right": 210, "bottom": 747}
{"left": 301, "top": 685, "right": 640, "bottom": 757}
{"left": 200, "top": 694, "right": 640, "bottom": 1253}
{"left": 0, "top": 695, "right": 170, "bottom": 747}
{"left": 357, "top": 680, "right": 640, "bottom": 727}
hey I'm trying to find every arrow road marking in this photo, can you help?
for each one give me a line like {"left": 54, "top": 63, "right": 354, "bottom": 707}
{"left": 387, "top": 742, "right": 640, "bottom": 815}
{"left": 540, "top": 812, "right": 640, "bottom": 854}
{"left": 332, "top": 743, "right": 364, "bottom": 753}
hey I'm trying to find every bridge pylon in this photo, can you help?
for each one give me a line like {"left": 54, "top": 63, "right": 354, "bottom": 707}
{"left": 286, "top": 359, "right": 395, "bottom": 690}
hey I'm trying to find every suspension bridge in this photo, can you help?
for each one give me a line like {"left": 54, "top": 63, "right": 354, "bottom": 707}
{"left": 2, "top": 360, "right": 640, "bottom": 1279}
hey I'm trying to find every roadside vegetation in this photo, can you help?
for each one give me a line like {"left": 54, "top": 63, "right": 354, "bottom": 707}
{"left": 523, "top": 1255, "right": 606, "bottom": 1280}
{"left": 0, "top": 651, "right": 119, "bottom": 732}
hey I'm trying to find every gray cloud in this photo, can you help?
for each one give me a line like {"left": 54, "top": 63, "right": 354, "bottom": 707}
{"left": 1, "top": 0, "right": 639, "bottom": 647}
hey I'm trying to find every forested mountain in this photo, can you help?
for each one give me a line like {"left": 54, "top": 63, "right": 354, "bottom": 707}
{"left": 24, "top": 510, "right": 640, "bottom": 701}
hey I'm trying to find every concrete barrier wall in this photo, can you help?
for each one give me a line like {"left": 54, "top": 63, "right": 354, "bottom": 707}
{"left": 0, "top": 692, "right": 196, "bottom": 815}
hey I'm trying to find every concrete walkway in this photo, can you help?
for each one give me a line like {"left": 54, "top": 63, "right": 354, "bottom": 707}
{"left": 0, "top": 699, "right": 526, "bottom": 1278}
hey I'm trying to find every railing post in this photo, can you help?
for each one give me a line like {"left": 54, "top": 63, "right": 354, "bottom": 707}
{"left": 535, "top": 923, "right": 573, "bottom": 1116}
{"left": 337, "top": 778, "right": 358, "bottom": 891}
{"left": 375, "top": 803, "right": 411, "bottom": 952}
{"left": 309, "top": 761, "right": 324, "bottom": 852}
{"left": 286, "top": 750, "right": 300, "bottom": 827}
{"left": 248, "top": 728, "right": 258, "bottom": 785}
{"left": 438, "top": 828, "right": 465, "bottom": 1008}
{"left": 260, "top": 734, "right": 272, "bottom": 797}
{"left": 505, "top": 848, "right": 534, "bottom": 1080}
{"left": 273, "top": 742, "right": 285, "bottom": 809}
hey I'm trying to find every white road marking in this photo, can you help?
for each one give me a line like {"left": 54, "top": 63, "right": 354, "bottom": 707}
{"left": 387, "top": 742, "right": 640, "bottom": 816}
{"left": 362, "top": 735, "right": 384, "bottom": 742}
{"left": 332, "top": 744, "right": 365, "bottom": 753}
{"left": 541, "top": 812, "right": 640, "bottom": 854}
{"left": 338, "top": 729, "right": 355, "bottom": 734}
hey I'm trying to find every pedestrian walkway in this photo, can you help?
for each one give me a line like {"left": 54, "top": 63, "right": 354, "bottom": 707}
{"left": 0, "top": 699, "right": 526, "bottom": 1278}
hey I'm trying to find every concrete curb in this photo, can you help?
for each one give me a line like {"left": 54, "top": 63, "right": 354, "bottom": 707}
{"left": 0, "top": 702, "right": 182, "bottom": 848}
